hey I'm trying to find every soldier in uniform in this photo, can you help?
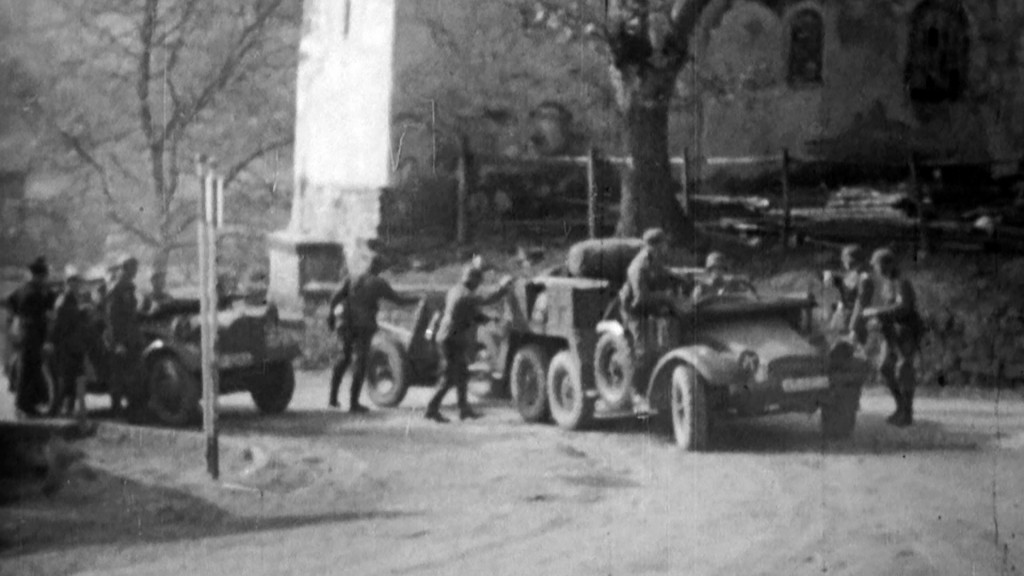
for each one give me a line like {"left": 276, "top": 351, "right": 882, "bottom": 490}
{"left": 824, "top": 244, "right": 874, "bottom": 344}
{"left": 326, "top": 254, "right": 419, "bottom": 412}
{"left": 424, "top": 263, "right": 513, "bottom": 423}
{"left": 860, "top": 248, "right": 922, "bottom": 427}
{"left": 46, "top": 265, "right": 88, "bottom": 416}
{"left": 105, "top": 256, "right": 143, "bottom": 417}
{"left": 692, "top": 252, "right": 729, "bottom": 300}
{"left": 4, "top": 257, "right": 57, "bottom": 416}
{"left": 619, "top": 229, "right": 690, "bottom": 373}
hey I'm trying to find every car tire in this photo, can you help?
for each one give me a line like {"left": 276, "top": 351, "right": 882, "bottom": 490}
{"left": 147, "top": 353, "right": 200, "bottom": 426}
{"left": 669, "top": 362, "right": 709, "bottom": 451}
{"left": 510, "top": 344, "right": 550, "bottom": 423}
{"left": 547, "top": 350, "right": 594, "bottom": 431}
{"left": 366, "top": 334, "right": 409, "bottom": 408}
{"left": 593, "top": 331, "right": 634, "bottom": 411}
{"left": 251, "top": 361, "right": 295, "bottom": 415}
{"left": 821, "top": 385, "right": 860, "bottom": 440}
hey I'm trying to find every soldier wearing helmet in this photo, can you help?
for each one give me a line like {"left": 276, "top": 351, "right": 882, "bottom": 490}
{"left": 425, "top": 259, "right": 513, "bottom": 423}
{"left": 860, "top": 248, "right": 923, "bottom": 427}
{"left": 4, "top": 256, "right": 57, "bottom": 416}
{"left": 105, "top": 255, "right": 143, "bottom": 417}
{"left": 46, "top": 265, "right": 88, "bottom": 416}
{"left": 326, "top": 253, "right": 419, "bottom": 412}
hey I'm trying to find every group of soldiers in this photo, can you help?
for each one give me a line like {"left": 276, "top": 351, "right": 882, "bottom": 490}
{"left": 3, "top": 255, "right": 170, "bottom": 419}
{"left": 824, "top": 244, "right": 924, "bottom": 427}
{"left": 326, "top": 253, "right": 513, "bottom": 423}
{"left": 617, "top": 228, "right": 924, "bottom": 427}
{"left": 324, "top": 230, "right": 924, "bottom": 427}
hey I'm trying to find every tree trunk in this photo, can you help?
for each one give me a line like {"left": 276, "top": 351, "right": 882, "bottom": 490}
{"left": 613, "top": 68, "right": 696, "bottom": 244}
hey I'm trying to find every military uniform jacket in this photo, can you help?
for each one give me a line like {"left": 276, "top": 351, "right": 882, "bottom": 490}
{"left": 106, "top": 279, "right": 142, "bottom": 349}
{"left": 435, "top": 283, "right": 505, "bottom": 349}
{"left": 49, "top": 290, "right": 87, "bottom": 355}
{"left": 5, "top": 282, "right": 57, "bottom": 344}
{"left": 329, "top": 273, "right": 412, "bottom": 333}
{"left": 619, "top": 248, "right": 673, "bottom": 317}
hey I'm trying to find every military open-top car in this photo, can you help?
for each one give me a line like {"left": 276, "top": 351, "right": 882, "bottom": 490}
{"left": 61, "top": 297, "right": 301, "bottom": 426}
{"left": 502, "top": 238, "right": 871, "bottom": 449}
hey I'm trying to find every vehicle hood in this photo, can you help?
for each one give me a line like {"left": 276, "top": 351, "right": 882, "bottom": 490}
{"left": 696, "top": 317, "right": 819, "bottom": 363}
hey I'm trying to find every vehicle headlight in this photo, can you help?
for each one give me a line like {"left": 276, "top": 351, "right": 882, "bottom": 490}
{"left": 738, "top": 350, "right": 759, "bottom": 377}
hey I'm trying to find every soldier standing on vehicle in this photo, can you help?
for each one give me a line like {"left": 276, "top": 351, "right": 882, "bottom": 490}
{"left": 424, "top": 263, "right": 513, "bottom": 423}
{"left": 824, "top": 244, "right": 874, "bottom": 344}
{"left": 326, "top": 254, "right": 419, "bottom": 413}
{"left": 4, "top": 257, "right": 57, "bottom": 417}
{"left": 860, "top": 248, "right": 923, "bottom": 427}
{"left": 105, "top": 256, "right": 143, "bottom": 417}
{"left": 619, "top": 228, "right": 689, "bottom": 369}
{"left": 139, "top": 271, "right": 173, "bottom": 316}
{"left": 46, "top": 266, "right": 88, "bottom": 416}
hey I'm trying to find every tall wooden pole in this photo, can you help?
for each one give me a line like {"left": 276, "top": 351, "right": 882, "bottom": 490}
{"left": 455, "top": 135, "right": 469, "bottom": 245}
{"left": 681, "top": 146, "right": 692, "bottom": 217}
{"left": 780, "top": 149, "right": 792, "bottom": 250}
{"left": 587, "top": 147, "right": 600, "bottom": 239}
{"left": 198, "top": 162, "right": 220, "bottom": 480}
{"left": 908, "top": 153, "right": 929, "bottom": 260}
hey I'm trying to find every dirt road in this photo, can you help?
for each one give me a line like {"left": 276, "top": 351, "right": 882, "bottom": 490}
{"left": 2, "top": 371, "right": 1023, "bottom": 576}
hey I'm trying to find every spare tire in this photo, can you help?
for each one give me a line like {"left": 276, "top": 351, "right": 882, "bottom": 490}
{"left": 593, "top": 330, "right": 634, "bottom": 411}
{"left": 510, "top": 344, "right": 549, "bottom": 423}
{"left": 366, "top": 334, "right": 409, "bottom": 408}
{"left": 566, "top": 238, "right": 644, "bottom": 284}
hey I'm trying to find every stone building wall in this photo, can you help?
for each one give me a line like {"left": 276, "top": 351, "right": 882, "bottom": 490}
{"left": 689, "top": 0, "right": 1024, "bottom": 168}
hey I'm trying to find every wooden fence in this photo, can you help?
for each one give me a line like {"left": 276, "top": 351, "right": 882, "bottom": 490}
{"left": 451, "top": 142, "right": 1022, "bottom": 257}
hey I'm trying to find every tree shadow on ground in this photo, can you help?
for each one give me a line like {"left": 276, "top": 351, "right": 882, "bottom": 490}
{"left": 0, "top": 466, "right": 415, "bottom": 557}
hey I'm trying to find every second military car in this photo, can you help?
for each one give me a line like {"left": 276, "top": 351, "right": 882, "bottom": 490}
{"left": 503, "top": 239, "right": 872, "bottom": 450}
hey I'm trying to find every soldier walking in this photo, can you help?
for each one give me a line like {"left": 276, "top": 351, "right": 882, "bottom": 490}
{"left": 105, "top": 256, "right": 144, "bottom": 417}
{"left": 424, "top": 263, "right": 512, "bottom": 423}
{"left": 46, "top": 266, "right": 88, "bottom": 416}
{"left": 4, "top": 257, "right": 57, "bottom": 417}
{"left": 860, "top": 249, "right": 923, "bottom": 427}
{"left": 326, "top": 254, "right": 418, "bottom": 413}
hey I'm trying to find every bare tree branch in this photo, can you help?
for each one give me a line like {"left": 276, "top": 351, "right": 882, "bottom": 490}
{"left": 222, "top": 136, "right": 294, "bottom": 189}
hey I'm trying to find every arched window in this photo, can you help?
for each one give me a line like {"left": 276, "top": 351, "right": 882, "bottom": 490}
{"left": 905, "top": 0, "right": 969, "bottom": 105}
{"left": 788, "top": 9, "right": 823, "bottom": 86}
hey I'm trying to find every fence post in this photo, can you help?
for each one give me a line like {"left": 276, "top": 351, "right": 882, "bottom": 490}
{"left": 908, "top": 152, "right": 929, "bottom": 260}
{"left": 780, "top": 148, "right": 792, "bottom": 249}
{"left": 681, "top": 146, "right": 691, "bottom": 217}
{"left": 587, "top": 147, "right": 600, "bottom": 239}
{"left": 455, "top": 135, "right": 469, "bottom": 245}
{"left": 196, "top": 158, "right": 219, "bottom": 480}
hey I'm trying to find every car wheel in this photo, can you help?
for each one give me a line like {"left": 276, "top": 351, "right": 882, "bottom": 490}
{"left": 147, "top": 354, "right": 200, "bottom": 426}
{"left": 670, "top": 362, "right": 709, "bottom": 451}
{"left": 594, "top": 331, "right": 634, "bottom": 411}
{"left": 821, "top": 385, "right": 860, "bottom": 440}
{"left": 510, "top": 344, "right": 549, "bottom": 423}
{"left": 366, "top": 334, "right": 408, "bottom": 408}
{"left": 251, "top": 361, "right": 295, "bottom": 415}
{"left": 546, "top": 350, "right": 594, "bottom": 431}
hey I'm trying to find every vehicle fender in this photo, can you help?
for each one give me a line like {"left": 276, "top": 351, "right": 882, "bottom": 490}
{"left": 142, "top": 340, "right": 200, "bottom": 372}
{"left": 596, "top": 319, "right": 625, "bottom": 338}
{"left": 645, "top": 346, "right": 740, "bottom": 409}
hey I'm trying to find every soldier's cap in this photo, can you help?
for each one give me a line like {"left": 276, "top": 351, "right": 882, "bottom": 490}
{"left": 642, "top": 228, "right": 667, "bottom": 246}
{"left": 840, "top": 244, "right": 863, "bottom": 261}
{"left": 705, "top": 251, "right": 727, "bottom": 270}
{"left": 870, "top": 248, "right": 895, "bottom": 267}
{"left": 63, "top": 265, "right": 82, "bottom": 281}
{"left": 28, "top": 256, "right": 49, "bottom": 275}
